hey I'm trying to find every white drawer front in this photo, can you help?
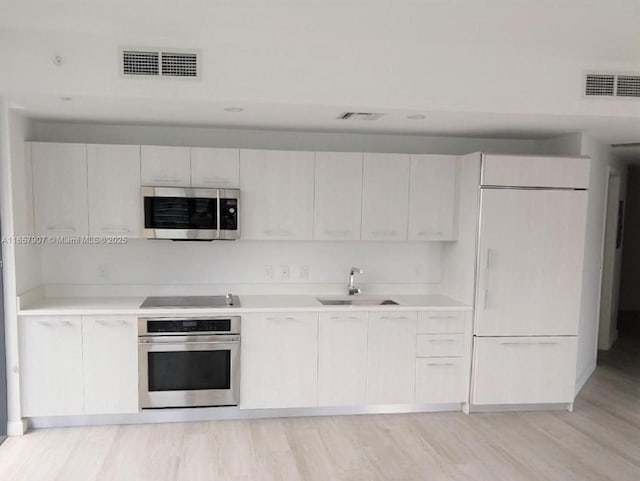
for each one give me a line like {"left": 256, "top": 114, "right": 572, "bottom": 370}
{"left": 418, "top": 311, "right": 466, "bottom": 334}
{"left": 416, "top": 357, "right": 466, "bottom": 404}
{"left": 472, "top": 336, "right": 577, "bottom": 405}
{"left": 417, "top": 334, "right": 465, "bottom": 357}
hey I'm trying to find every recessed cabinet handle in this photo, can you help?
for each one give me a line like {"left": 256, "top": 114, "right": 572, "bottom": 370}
{"left": 324, "top": 229, "right": 351, "bottom": 237}
{"left": 380, "top": 316, "right": 409, "bottom": 320}
{"left": 47, "top": 225, "right": 76, "bottom": 232}
{"left": 428, "top": 315, "right": 459, "bottom": 320}
{"left": 152, "top": 177, "right": 180, "bottom": 182}
{"left": 266, "top": 317, "right": 298, "bottom": 322}
{"left": 102, "top": 227, "right": 131, "bottom": 234}
{"left": 427, "top": 339, "right": 456, "bottom": 343}
{"left": 61, "top": 320, "right": 74, "bottom": 327}
{"left": 427, "top": 362, "right": 455, "bottom": 367}
{"left": 201, "top": 178, "right": 229, "bottom": 184}
{"left": 329, "top": 316, "right": 361, "bottom": 320}
{"left": 37, "top": 320, "right": 52, "bottom": 327}
{"left": 372, "top": 229, "right": 397, "bottom": 236}
{"left": 500, "top": 341, "right": 561, "bottom": 346}
{"left": 418, "top": 230, "right": 443, "bottom": 236}
{"left": 264, "top": 229, "right": 294, "bottom": 237}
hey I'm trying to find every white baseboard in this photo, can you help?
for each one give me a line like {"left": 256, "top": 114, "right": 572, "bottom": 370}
{"left": 28, "top": 403, "right": 462, "bottom": 430}
{"left": 7, "top": 418, "right": 28, "bottom": 436}
{"left": 469, "top": 403, "right": 572, "bottom": 413}
{"left": 575, "top": 360, "right": 597, "bottom": 396}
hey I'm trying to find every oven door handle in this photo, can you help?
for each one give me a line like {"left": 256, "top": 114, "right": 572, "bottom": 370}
{"left": 139, "top": 335, "right": 240, "bottom": 344}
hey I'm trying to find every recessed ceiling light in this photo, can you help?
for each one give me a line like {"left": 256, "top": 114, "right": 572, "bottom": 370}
{"left": 407, "top": 114, "right": 426, "bottom": 120}
{"left": 224, "top": 107, "right": 244, "bottom": 112}
{"left": 59, "top": 96, "right": 73, "bottom": 101}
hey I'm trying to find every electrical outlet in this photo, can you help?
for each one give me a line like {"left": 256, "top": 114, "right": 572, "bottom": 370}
{"left": 299, "top": 264, "right": 309, "bottom": 280}
{"left": 263, "top": 264, "right": 273, "bottom": 280}
{"left": 278, "top": 264, "right": 290, "bottom": 281}
{"left": 98, "top": 265, "right": 109, "bottom": 280}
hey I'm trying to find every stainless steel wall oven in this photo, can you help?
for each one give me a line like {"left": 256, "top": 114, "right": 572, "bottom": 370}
{"left": 138, "top": 316, "right": 240, "bottom": 408}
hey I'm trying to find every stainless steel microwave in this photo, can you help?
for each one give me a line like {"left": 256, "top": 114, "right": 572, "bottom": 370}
{"left": 142, "top": 187, "right": 240, "bottom": 240}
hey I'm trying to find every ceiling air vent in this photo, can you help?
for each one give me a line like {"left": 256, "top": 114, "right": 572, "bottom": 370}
{"left": 161, "top": 52, "right": 198, "bottom": 77}
{"left": 617, "top": 75, "right": 640, "bottom": 98}
{"left": 338, "top": 112, "right": 384, "bottom": 121}
{"left": 122, "top": 48, "right": 200, "bottom": 78}
{"left": 585, "top": 74, "right": 615, "bottom": 96}
{"left": 122, "top": 50, "right": 160, "bottom": 76}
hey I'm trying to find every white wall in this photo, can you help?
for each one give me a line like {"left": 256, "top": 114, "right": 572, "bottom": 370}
{"left": 41, "top": 240, "right": 442, "bottom": 291}
{"left": 576, "top": 135, "right": 626, "bottom": 393}
{"left": 31, "top": 120, "right": 541, "bottom": 155}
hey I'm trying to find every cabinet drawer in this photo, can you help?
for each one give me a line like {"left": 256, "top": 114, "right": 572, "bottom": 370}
{"left": 417, "top": 334, "right": 465, "bottom": 357}
{"left": 472, "top": 336, "right": 577, "bottom": 405}
{"left": 416, "top": 357, "right": 466, "bottom": 404}
{"left": 418, "top": 311, "right": 466, "bottom": 333}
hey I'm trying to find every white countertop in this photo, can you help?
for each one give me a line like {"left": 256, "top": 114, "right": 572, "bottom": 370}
{"left": 18, "top": 294, "right": 471, "bottom": 316}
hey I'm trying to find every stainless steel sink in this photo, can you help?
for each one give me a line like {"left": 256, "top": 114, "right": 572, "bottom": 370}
{"left": 317, "top": 298, "right": 399, "bottom": 306}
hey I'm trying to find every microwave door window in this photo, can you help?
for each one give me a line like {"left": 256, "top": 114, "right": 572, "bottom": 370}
{"left": 145, "top": 197, "right": 217, "bottom": 229}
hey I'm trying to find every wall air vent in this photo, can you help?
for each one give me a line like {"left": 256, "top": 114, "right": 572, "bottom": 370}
{"left": 585, "top": 74, "right": 615, "bottom": 96}
{"left": 122, "top": 48, "right": 200, "bottom": 79}
{"left": 338, "top": 112, "right": 384, "bottom": 120}
{"left": 617, "top": 75, "right": 640, "bottom": 97}
{"left": 585, "top": 72, "right": 640, "bottom": 98}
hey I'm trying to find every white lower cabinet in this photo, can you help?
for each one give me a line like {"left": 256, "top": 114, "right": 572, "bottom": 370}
{"left": 472, "top": 336, "right": 577, "bottom": 405}
{"left": 82, "top": 316, "right": 139, "bottom": 415}
{"left": 366, "top": 312, "right": 417, "bottom": 404}
{"left": 416, "top": 357, "right": 466, "bottom": 404}
{"left": 20, "top": 316, "right": 84, "bottom": 417}
{"left": 318, "top": 312, "right": 368, "bottom": 406}
{"left": 240, "top": 313, "right": 319, "bottom": 409}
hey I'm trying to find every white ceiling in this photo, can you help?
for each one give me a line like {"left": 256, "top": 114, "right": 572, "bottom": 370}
{"left": 1, "top": 0, "right": 639, "bottom": 145}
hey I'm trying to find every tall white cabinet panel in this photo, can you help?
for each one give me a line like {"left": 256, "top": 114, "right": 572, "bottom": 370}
{"left": 87, "top": 144, "right": 142, "bottom": 237}
{"left": 314, "top": 152, "right": 363, "bottom": 240}
{"left": 318, "top": 312, "right": 368, "bottom": 406}
{"left": 366, "top": 312, "right": 417, "bottom": 404}
{"left": 472, "top": 336, "right": 578, "bottom": 405}
{"left": 482, "top": 154, "right": 590, "bottom": 189}
{"left": 240, "top": 313, "right": 318, "bottom": 408}
{"left": 408, "top": 155, "right": 458, "bottom": 241}
{"left": 240, "top": 149, "right": 315, "bottom": 240}
{"left": 361, "top": 153, "right": 410, "bottom": 240}
{"left": 140, "top": 145, "right": 190, "bottom": 186}
{"left": 82, "top": 316, "right": 138, "bottom": 415}
{"left": 475, "top": 189, "right": 588, "bottom": 336}
{"left": 32, "top": 142, "right": 88, "bottom": 236}
{"left": 191, "top": 148, "right": 240, "bottom": 188}
{"left": 20, "top": 316, "right": 84, "bottom": 416}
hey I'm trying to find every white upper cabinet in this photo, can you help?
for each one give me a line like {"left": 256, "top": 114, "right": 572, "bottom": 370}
{"left": 314, "top": 152, "right": 363, "bottom": 240}
{"left": 366, "top": 311, "right": 417, "bottom": 404}
{"left": 190, "top": 148, "right": 240, "bottom": 188}
{"left": 475, "top": 189, "right": 588, "bottom": 336}
{"left": 482, "top": 154, "right": 590, "bottom": 189}
{"left": 82, "top": 316, "right": 139, "bottom": 415}
{"left": 87, "top": 144, "right": 141, "bottom": 237}
{"left": 361, "top": 153, "right": 411, "bottom": 241}
{"left": 240, "top": 149, "right": 315, "bottom": 240}
{"left": 140, "top": 145, "right": 190, "bottom": 186}
{"left": 33, "top": 142, "right": 89, "bottom": 236}
{"left": 408, "top": 155, "right": 458, "bottom": 241}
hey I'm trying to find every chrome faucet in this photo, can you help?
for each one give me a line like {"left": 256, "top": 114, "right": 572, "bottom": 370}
{"left": 348, "top": 267, "right": 364, "bottom": 295}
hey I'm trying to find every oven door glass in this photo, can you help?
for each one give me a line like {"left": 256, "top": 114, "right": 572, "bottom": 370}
{"left": 148, "top": 350, "right": 230, "bottom": 391}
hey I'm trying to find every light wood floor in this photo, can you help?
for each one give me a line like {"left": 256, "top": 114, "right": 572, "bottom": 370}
{"left": 1, "top": 331, "right": 639, "bottom": 481}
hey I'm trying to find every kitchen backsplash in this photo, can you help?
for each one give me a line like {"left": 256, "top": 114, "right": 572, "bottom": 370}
{"left": 39, "top": 239, "right": 443, "bottom": 287}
